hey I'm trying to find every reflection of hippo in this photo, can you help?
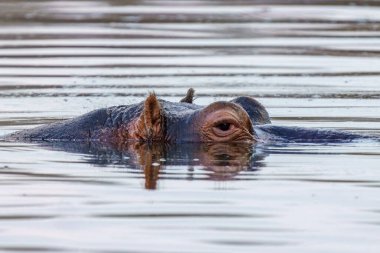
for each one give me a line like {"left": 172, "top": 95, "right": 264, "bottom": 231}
{"left": 4, "top": 88, "right": 372, "bottom": 143}
{"left": 37, "top": 141, "right": 266, "bottom": 189}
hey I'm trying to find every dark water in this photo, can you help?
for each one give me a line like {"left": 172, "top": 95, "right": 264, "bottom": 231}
{"left": 1, "top": 1, "right": 380, "bottom": 252}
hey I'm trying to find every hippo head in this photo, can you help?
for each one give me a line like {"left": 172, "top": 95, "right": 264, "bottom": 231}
{"left": 121, "top": 88, "right": 270, "bottom": 143}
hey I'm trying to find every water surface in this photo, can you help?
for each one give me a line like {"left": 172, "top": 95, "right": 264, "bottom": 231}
{"left": 1, "top": 1, "right": 380, "bottom": 252}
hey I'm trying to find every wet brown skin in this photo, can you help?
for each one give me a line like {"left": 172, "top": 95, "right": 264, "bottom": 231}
{"left": 106, "top": 93, "right": 256, "bottom": 144}
{"left": 197, "top": 101, "right": 255, "bottom": 143}
{"left": 4, "top": 88, "right": 271, "bottom": 144}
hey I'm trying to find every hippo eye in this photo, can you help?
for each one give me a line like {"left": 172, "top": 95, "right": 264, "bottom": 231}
{"left": 212, "top": 120, "right": 238, "bottom": 138}
{"left": 216, "top": 122, "right": 231, "bottom": 131}
{"left": 201, "top": 107, "right": 255, "bottom": 142}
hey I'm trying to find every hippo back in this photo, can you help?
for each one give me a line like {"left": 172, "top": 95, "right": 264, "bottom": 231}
{"left": 6, "top": 108, "right": 110, "bottom": 141}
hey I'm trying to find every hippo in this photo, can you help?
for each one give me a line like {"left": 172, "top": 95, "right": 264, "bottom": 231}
{"left": 4, "top": 88, "right": 373, "bottom": 144}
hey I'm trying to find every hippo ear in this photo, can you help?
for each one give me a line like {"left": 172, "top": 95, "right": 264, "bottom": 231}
{"left": 180, "top": 88, "right": 195, "bottom": 103}
{"left": 136, "top": 93, "right": 165, "bottom": 141}
{"left": 230, "top": 96, "right": 271, "bottom": 125}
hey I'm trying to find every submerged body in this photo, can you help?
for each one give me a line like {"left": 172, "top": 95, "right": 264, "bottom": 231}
{"left": 4, "top": 88, "right": 372, "bottom": 144}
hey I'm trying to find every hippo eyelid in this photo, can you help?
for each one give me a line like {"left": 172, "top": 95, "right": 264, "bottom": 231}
{"left": 212, "top": 118, "right": 239, "bottom": 128}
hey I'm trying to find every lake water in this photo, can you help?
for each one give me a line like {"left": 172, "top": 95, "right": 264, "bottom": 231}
{"left": 1, "top": 1, "right": 380, "bottom": 252}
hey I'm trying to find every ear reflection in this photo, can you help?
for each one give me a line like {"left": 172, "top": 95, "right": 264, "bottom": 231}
{"left": 131, "top": 143, "right": 165, "bottom": 190}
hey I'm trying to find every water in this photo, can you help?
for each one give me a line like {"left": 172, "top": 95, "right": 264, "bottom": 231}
{"left": 1, "top": 0, "right": 380, "bottom": 252}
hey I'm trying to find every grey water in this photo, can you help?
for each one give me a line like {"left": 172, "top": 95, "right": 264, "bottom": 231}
{"left": 1, "top": 0, "right": 380, "bottom": 252}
